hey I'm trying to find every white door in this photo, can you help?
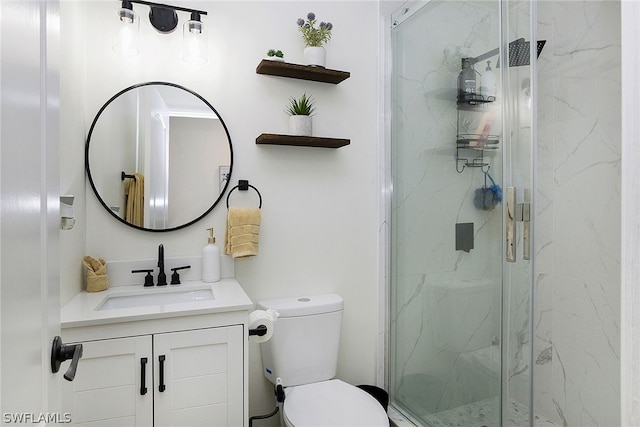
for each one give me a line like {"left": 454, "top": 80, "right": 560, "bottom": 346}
{"left": 0, "top": 0, "right": 61, "bottom": 421}
{"left": 154, "top": 326, "right": 244, "bottom": 427}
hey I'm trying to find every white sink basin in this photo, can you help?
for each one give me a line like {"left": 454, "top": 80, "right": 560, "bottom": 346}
{"left": 97, "top": 288, "right": 214, "bottom": 311}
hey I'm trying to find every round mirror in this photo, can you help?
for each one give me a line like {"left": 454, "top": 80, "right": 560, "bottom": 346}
{"left": 86, "top": 82, "right": 233, "bottom": 231}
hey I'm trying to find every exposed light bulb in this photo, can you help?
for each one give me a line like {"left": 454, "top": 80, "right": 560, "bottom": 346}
{"left": 183, "top": 18, "right": 207, "bottom": 64}
{"left": 188, "top": 20, "right": 202, "bottom": 34}
{"left": 113, "top": 7, "right": 140, "bottom": 57}
{"left": 118, "top": 8, "right": 135, "bottom": 24}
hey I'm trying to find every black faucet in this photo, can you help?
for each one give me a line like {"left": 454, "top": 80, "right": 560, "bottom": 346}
{"left": 157, "top": 244, "right": 167, "bottom": 286}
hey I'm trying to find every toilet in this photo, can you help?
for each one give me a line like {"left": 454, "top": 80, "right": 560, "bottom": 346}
{"left": 257, "top": 294, "right": 388, "bottom": 427}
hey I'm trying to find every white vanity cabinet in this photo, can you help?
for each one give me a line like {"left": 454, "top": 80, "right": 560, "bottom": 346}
{"left": 62, "top": 325, "right": 243, "bottom": 426}
{"left": 63, "top": 325, "right": 244, "bottom": 426}
{"left": 60, "top": 279, "right": 253, "bottom": 427}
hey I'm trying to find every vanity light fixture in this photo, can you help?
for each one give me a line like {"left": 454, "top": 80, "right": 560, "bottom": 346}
{"left": 113, "top": 0, "right": 208, "bottom": 63}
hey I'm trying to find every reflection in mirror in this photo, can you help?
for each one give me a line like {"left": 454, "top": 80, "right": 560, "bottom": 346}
{"left": 86, "top": 82, "right": 233, "bottom": 231}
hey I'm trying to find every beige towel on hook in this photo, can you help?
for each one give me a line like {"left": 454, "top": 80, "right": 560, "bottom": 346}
{"left": 83, "top": 255, "right": 109, "bottom": 292}
{"left": 124, "top": 173, "right": 144, "bottom": 227}
{"left": 225, "top": 207, "right": 261, "bottom": 258}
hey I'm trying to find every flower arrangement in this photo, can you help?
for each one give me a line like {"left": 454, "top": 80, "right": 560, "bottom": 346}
{"left": 296, "top": 12, "right": 333, "bottom": 47}
{"left": 285, "top": 93, "right": 315, "bottom": 116}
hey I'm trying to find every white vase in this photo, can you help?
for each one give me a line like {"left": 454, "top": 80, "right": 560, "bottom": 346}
{"left": 303, "top": 46, "right": 326, "bottom": 68}
{"left": 289, "top": 115, "right": 312, "bottom": 136}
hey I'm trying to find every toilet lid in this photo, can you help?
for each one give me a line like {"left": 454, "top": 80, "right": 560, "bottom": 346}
{"left": 283, "top": 379, "right": 388, "bottom": 427}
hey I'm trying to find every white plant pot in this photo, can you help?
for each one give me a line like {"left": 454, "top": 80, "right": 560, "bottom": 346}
{"left": 265, "top": 56, "right": 285, "bottom": 62}
{"left": 289, "top": 115, "right": 312, "bottom": 136}
{"left": 303, "top": 46, "right": 326, "bottom": 68}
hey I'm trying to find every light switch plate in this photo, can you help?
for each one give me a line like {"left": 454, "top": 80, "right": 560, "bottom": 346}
{"left": 219, "top": 165, "right": 230, "bottom": 193}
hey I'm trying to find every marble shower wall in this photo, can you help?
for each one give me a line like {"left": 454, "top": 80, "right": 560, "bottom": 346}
{"left": 534, "top": 1, "right": 621, "bottom": 426}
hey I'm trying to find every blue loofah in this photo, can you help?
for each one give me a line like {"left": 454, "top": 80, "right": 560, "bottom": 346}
{"left": 474, "top": 171, "right": 502, "bottom": 211}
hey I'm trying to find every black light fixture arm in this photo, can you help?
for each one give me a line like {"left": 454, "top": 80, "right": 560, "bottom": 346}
{"left": 122, "top": 0, "right": 207, "bottom": 17}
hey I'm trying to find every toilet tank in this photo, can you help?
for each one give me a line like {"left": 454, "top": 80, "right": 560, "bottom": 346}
{"left": 257, "top": 294, "right": 343, "bottom": 387}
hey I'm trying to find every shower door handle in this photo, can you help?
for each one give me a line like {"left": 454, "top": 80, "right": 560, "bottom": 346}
{"left": 506, "top": 187, "right": 516, "bottom": 262}
{"left": 505, "top": 187, "right": 531, "bottom": 262}
{"left": 522, "top": 189, "right": 531, "bottom": 261}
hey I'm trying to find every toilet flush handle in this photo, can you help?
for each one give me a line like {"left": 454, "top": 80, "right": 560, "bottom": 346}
{"left": 275, "top": 377, "right": 285, "bottom": 403}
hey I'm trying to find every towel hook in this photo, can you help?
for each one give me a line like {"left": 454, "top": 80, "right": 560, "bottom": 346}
{"left": 121, "top": 171, "right": 135, "bottom": 180}
{"left": 226, "top": 180, "right": 262, "bottom": 209}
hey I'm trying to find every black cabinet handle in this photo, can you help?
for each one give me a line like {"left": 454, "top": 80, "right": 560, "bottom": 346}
{"left": 158, "top": 355, "right": 166, "bottom": 392}
{"left": 140, "top": 357, "right": 148, "bottom": 395}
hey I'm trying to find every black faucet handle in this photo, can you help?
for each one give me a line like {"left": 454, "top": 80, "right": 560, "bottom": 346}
{"left": 132, "top": 269, "right": 154, "bottom": 287}
{"left": 170, "top": 265, "right": 191, "bottom": 285}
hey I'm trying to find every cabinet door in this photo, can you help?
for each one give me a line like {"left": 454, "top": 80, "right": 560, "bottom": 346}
{"left": 154, "top": 326, "right": 244, "bottom": 427}
{"left": 62, "top": 335, "right": 153, "bottom": 426}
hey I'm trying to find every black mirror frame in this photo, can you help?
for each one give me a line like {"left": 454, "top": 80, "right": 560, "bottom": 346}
{"left": 85, "top": 81, "right": 233, "bottom": 232}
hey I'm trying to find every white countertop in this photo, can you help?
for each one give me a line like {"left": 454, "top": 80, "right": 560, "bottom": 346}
{"left": 61, "top": 278, "right": 253, "bottom": 328}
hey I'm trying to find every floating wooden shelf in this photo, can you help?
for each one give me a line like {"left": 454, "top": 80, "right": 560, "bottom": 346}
{"left": 256, "top": 59, "right": 350, "bottom": 84}
{"left": 256, "top": 133, "right": 350, "bottom": 149}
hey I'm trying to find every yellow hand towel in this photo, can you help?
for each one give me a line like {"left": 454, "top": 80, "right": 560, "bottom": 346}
{"left": 124, "top": 173, "right": 144, "bottom": 227}
{"left": 225, "top": 207, "right": 261, "bottom": 258}
{"left": 83, "top": 255, "right": 109, "bottom": 292}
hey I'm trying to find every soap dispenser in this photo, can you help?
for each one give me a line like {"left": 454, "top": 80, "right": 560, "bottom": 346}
{"left": 457, "top": 58, "right": 476, "bottom": 103}
{"left": 202, "top": 228, "right": 220, "bottom": 283}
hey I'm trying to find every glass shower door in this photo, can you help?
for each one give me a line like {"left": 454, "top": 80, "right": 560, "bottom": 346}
{"left": 389, "top": 1, "right": 536, "bottom": 425}
{"left": 499, "top": 0, "right": 536, "bottom": 425}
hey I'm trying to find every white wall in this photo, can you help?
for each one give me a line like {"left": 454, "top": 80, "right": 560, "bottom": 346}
{"left": 59, "top": 0, "right": 380, "bottom": 421}
{"left": 60, "top": 0, "right": 88, "bottom": 308}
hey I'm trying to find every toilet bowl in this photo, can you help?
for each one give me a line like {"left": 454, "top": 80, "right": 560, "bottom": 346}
{"left": 282, "top": 379, "right": 388, "bottom": 427}
{"left": 257, "top": 294, "right": 388, "bottom": 427}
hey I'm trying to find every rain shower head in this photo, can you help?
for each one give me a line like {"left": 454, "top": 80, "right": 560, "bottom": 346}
{"left": 499, "top": 39, "right": 546, "bottom": 67}
{"left": 471, "top": 38, "right": 546, "bottom": 68}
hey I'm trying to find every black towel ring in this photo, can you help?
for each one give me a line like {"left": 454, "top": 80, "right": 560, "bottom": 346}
{"left": 226, "top": 180, "right": 262, "bottom": 209}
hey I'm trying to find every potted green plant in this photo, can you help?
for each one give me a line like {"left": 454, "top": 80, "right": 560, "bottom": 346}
{"left": 296, "top": 12, "right": 333, "bottom": 67}
{"left": 286, "top": 93, "right": 315, "bottom": 136}
{"left": 266, "top": 49, "right": 284, "bottom": 62}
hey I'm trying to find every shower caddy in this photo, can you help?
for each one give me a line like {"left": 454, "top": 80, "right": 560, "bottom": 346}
{"left": 455, "top": 39, "right": 546, "bottom": 173}
{"left": 455, "top": 91, "right": 499, "bottom": 173}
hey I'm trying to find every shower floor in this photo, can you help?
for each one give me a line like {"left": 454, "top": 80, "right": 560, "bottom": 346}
{"left": 420, "top": 397, "right": 559, "bottom": 427}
